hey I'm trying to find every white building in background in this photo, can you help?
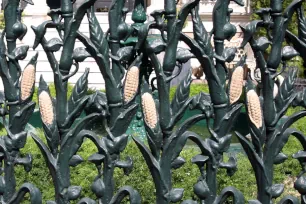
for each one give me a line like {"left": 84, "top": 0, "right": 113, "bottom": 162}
{"left": 0, "top": 0, "right": 254, "bottom": 89}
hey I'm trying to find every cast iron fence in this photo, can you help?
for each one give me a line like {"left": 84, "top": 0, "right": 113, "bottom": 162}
{"left": 0, "top": 0, "right": 306, "bottom": 203}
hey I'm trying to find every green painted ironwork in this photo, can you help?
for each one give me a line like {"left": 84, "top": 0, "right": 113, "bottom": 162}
{"left": 0, "top": 0, "right": 305, "bottom": 203}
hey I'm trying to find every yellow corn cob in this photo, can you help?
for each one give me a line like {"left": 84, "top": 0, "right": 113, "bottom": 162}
{"left": 20, "top": 64, "right": 35, "bottom": 100}
{"left": 229, "top": 66, "right": 244, "bottom": 104}
{"left": 141, "top": 92, "right": 157, "bottom": 128}
{"left": 39, "top": 91, "right": 54, "bottom": 125}
{"left": 124, "top": 66, "right": 139, "bottom": 103}
{"left": 247, "top": 90, "right": 263, "bottom": 128}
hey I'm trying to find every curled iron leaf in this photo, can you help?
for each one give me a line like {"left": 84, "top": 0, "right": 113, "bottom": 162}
{"left": 189, "top": 92, "right": 213, "bottom": 117}
{"left": 255, "top": 37, "right": 271, "bottom": 51}
{"left": 276, "top": 110, "right": 306, "bottom": 141}
{"left": 278, "top": 195, "right": 299, "bottom": 204}
{"left": 45, "top": 38, "right": 63, "bottom": 52}
{"left": 109, "top": 186, "right": 141, "bottom": 204}
{"left": 91, "top": 178, "right": 105, "bottom": 198}
{"left": 293, "top": 150, "right": 306, "bottom": 167}
{"left": 281, "top": 46, "right": 299, "bottom": 61}
{"left": 85, "top": 91, "right": 108, "bottom": 116}
{"left": 67, "top": 186, "right": 82, "bottom": 200}
{"left": 47, "top": 8, "right": 61, "bottom": 23}
{"left": 218, "top": 134, "right": 232, "bottom": 153}
{"left": 163, "top": 130, "right": 216, "bottom": 171}
{"left": 193, "top": 179, "right": 210, "bottom": 200}
{"left": 255, "top": 8, "right": 271, "bottom": 22}
{"left": 68, "top": 130, "right": 102, "bottom": 166}
{"left": 191, "top": 154, "right": 209, "bottom": 168}
{"left": 267, "top": 128, "right": 305, "bottom": 162}
{"left": 116, "top": 46, "right": 134, "bottom": 62}
{"left": 106, "top": 134, "right": 129, "bottom": 154}
{"left": 10, "top": 131, "right": 27, "bottom": 150}
{"left": 274, "top": 152, "right": 288, "bottom": 165}
{"left": 15, "top": 154, "right": 33, "bottom": 172}
{"left": 147, "top": 38, "right": 166, "bottom": 54}
{"left": 294, "top": 176, "right": 306, "bottom": 194}
{"left": 167, "top": 188, "right": 184, "bottom": 203}
{"left": 69, "top": 155, "right": 84, "bottom": 167}
{"left": 215, "top": 187, "right": 245, "bottom": 204}
{"left": 171, "top": 157, "right": 186, "bottom": 169}
{"left": 150, "top": 10, "right": 165, "bottom": 26}
{"left": 176, "top": 48, "right": 195, "bottom": 64}
{"left": 240, "top": 20, "right": 264, "bottom": 48}
{"left": 222, "top": 47, "right": 237, "bottom": 63}
{"left": 73, "top": 47, "right": 91, "bottom": 62}
{"left": 219, "top": 156, "right": 237, "bottom": 176}
{"left": 115, "top": 156, "right": 133, "bottom": 175}
{"left": 88, "top": 153, "right": 105, "bottom": 166}
{"left": 271, "top": 184, "right": 284, "bottom": 199}
{"left": 31, "top": 21, "right": 57, "bottom": 50}
{"left": 8, "top": 183, "right": 42, "bottom": 204}
{"left": 11, "top": 46, "right": 29, "bottom": 60}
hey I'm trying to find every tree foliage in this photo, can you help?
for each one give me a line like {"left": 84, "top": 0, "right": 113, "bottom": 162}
{"left": 251, "top": 0, "right": 306, "bottom": 77}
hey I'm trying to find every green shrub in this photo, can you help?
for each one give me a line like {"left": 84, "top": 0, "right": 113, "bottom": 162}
{"left": 170, "top": 83, "right": 209, "bottom": 100}
{"left": 14, "top": 129, "right": 302, "bottom": 203}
